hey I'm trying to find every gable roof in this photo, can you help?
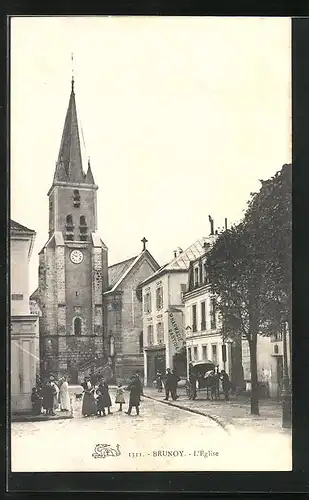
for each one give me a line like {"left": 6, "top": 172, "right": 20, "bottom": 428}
{"left": 10, "top": 220, "right": 35, "bottom": 234}
{"left": 139, "top": 236, "right": 215, "bottom": 287}
{"left": 108, "top": 256, "right": 138, "bottom": 288}
{"left": 105, "top": 250, "right": 160, "bottom": 295}
{"left": 30, "top": 288, "right": 39, "bottom": 300}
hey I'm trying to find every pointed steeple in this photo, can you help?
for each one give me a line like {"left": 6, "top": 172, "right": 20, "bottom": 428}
{"left": 53, "top": 78, "right": 85, "bottom": 184}
{"left": 85, "top": 158, "right": 95, "bottom": 184}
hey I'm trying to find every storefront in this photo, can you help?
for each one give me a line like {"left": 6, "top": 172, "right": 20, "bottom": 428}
{"left": 144, "top": 346, "right": 166, "bottom": 386}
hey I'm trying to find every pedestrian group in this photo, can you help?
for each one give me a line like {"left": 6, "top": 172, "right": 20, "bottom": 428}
{"left": 80, "top": 371, "right": 144, "bottom": 417}
{"left": 31, "top": 365, "right": 232, "bottom": 419}
{"left": 31, "top": 374, "right": 71, "bottom": 416}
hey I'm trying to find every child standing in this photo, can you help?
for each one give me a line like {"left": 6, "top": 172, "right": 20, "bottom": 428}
{"left": 115, "top": 383, "right": 125, "bottom": 411}
{"left": 96, "top": 385, "right": 105, "bottom": 417}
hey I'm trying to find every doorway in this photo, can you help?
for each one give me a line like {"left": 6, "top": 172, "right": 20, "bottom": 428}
{"left": 155, "top": 354, "right": 165, "bottom": 375}
{"left": 67, "top": 360, "right": 78, "bottom": 384}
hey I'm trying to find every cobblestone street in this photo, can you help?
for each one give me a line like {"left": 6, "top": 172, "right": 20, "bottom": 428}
{"left": 11, "top": 386, "right": 291, "bottom": 472}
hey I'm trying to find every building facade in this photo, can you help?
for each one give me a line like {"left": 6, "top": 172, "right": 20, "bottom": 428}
{"left": 11, "top": 220, "right": 39, "bottom": 413}
{"left": 183, "top": 240, "right": 244, "bottom": 390}
{"left": 184, "top": 241, "right": 229, "bottom": 374}
{"left": 140, "top": 238, "right": 211, "bottom": 386}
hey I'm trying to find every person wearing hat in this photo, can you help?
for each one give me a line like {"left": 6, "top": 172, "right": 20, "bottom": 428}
{"left": 163, "top": 368, "right": 173, "bottom": 401}
{"left": 125, "top": 374, "right": 143, "bottom": 416}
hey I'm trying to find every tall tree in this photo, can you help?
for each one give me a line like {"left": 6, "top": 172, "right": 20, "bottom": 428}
{"left": 245, "top": 164, "right": 292, "bottom": 350}
{"left": 206, "top": 164, "right": 292, "bottom": 415}
{"left": 206, "top": 223, "right": 263, "bottom": 414}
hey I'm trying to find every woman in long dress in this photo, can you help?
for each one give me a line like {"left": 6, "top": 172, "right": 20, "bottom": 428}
{"left": 50, "top": 377, "right": 60, "bottom": 411}
{"left": 81, "top": 377, "right": 97, "bottom": 417}
{"left": 59, "top": 375, "right": 71, "bottom": 411}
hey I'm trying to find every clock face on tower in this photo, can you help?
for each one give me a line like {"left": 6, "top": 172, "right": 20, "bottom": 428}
{"left": 70, "top": 249, "right": 84, "bottom": 264}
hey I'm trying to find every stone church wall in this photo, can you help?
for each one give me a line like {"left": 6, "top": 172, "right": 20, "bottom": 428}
{"left": 111, "top": 257, "right": 159, "bottom": 382}
{"left": 120, "top": 259, "right": 155, "bottom": 356}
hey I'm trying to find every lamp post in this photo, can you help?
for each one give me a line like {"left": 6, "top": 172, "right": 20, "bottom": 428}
{"left": 185, "top": 326, "right": 192, "bottom": 379}
{"left": 281, "top": 319, "right": 292, "bottom": 428}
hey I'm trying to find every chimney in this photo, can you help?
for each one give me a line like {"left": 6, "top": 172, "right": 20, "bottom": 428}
{"left": 208, "top": 215, "right": 214, "bottom": 235}
{"left": 225, "top": 218, "right": 228, "bottom": 230}
{"left": 173, "top": 250, "right": 177, "bottom": 258}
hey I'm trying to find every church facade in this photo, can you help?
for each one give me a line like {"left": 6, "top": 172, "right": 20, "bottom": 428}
{"left": 36, "top": 79, "right": 159, "bottom": 383}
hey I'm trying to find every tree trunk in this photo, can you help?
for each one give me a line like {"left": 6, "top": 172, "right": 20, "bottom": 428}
{"left": 249, "top": 333, "right": 259, "bottom": 415}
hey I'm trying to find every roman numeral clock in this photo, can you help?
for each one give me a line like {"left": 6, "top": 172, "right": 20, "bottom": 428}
{"left": 70, "top": 249, "right": 84, "bottom": 264}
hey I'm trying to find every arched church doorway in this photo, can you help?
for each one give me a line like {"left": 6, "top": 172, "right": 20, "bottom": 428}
{"left": 67, "top": 360, "right": 78, "bottom": 384}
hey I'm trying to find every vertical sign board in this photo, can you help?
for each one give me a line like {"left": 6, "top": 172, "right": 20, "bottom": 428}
{"left": 168, "top": 310, "right": 184, "bottom": 352}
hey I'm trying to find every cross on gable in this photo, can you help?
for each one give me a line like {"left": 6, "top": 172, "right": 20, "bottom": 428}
{"left": 141, "top": 237, "right": 148, "bottom": 251}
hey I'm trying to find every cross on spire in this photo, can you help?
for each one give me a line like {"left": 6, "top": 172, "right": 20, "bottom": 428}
{"left": 141, "top": 237, "right": 148, "bottom": 251}
{"left": 71, "top": 52, "right": 75, "bottom": 92}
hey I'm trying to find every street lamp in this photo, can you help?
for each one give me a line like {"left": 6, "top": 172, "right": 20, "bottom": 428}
{"left": 185, "top": 326, "right": 193, "bottom": 378}
{"left": 282, "top": 320, "right": 292, "bottom": 428}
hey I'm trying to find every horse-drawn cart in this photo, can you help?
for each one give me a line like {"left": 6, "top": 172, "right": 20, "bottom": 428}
{"left": 185, "top": 360, "right": 220, "bottom": 400}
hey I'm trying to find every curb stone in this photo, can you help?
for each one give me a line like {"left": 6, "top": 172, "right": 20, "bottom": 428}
{"left": 143, "top": 394, "right": 235, "bottom": 436}
{"left": 11, "top": 411, "right": 73, "bottom": 423}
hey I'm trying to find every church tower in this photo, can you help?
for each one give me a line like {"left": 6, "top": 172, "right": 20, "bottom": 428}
{"left": 38, "top": 78, "right": 108, "bottom": 382}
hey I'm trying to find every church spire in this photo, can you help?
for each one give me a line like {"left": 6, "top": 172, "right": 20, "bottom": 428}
{"left": 53, "top": 77, "right": 85, "bottom": 184}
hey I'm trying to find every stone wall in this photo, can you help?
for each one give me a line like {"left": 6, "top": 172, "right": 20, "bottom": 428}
{"left": 107, "top": 255, "right": 159, "bottom": 381}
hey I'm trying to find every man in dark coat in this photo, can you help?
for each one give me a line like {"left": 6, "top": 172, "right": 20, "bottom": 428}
{"left": 96, "top": 379, "right": 112, "bottom": 416}
{"left": 125, "top": 375, "right": 142, "bottom": 415}
{"left": 163, "top": 368, "right": 173, "bottom": 400}
{"left": 220, "top": 370, "right": 231, "bottom": 401}
{"left": 170, "top": 370, "right": 180, "bottom": 400}
{"left": 134, "top": 372, "right": 144, "bottom": 396}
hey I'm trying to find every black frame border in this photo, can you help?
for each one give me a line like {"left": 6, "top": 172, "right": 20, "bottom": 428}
{"left": 3, "top": 8, "right": 309, "bottom": 495}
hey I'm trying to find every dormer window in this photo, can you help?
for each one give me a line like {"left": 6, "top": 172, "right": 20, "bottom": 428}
{"left": 73, "top": 189, "right": 80, "bottom": 207}
{"left": 65, "top": 214, "right": 74, "bottom": 241}
{"left": 79, "top": 215, "right": 88, "bottom": 241}
{"left": 194, "top": 267, "right": 199, "bottom": 287}
{"left": 203, "top": 261, "right": 208, "bottom": 284}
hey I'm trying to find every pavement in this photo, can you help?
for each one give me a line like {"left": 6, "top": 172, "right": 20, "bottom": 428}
{"left": 143, "top": 386, "right": 291, "bottom": 435}
{"left": 10, "top": 384, "right": 292, "bottom": 472}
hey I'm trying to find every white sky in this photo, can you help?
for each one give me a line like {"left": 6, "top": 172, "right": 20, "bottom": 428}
{"left": 10, "top": 16, "right": 291, "bottom": 294}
